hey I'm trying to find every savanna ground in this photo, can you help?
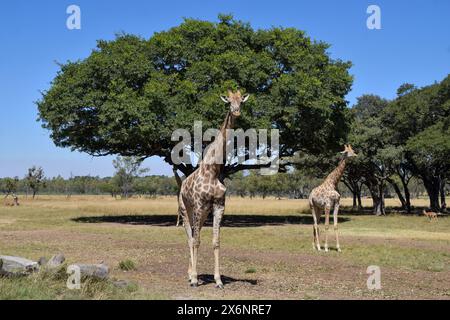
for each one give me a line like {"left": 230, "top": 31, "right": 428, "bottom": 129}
{"left": 0, "top": 195, "right": 449, "bottom": 300}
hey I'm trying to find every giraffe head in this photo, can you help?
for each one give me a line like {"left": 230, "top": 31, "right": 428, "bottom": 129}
{"left": 340, "top": 144, "right": 357, "bottom": 158}
{"left": 220, "top": 90, "right": 250, "bottom": 117}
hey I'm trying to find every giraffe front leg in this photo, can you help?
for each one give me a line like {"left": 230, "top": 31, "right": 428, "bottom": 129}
{"left": 310, "top": 204, "right": 316, "bottom": 250}
{"left": 190, "top": 226, "right": 201, "bottom": 287}
{"left": 311, "top": 205, "right": 321, "bottom": 251}
{"left": 324, "top": 206, "right": 330, "bottom": 252}
{"left": 188, "top": 240, "right": 194, "bottom": 282}
{"left": 333, "top": 203, "right": 341, "bottom": 252}
{"left": 213, "top": 202, "right": 224, "bottom": 289}
{"left": 183, "top": 216, "right": 194, "bottom": 282}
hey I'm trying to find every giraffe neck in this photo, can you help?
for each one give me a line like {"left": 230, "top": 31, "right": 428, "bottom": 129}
{"left": 201, "top": 112, "right": 235, "bottom": 177}
{"left": 323, "top": 157, "right": 347, "bottom": 189}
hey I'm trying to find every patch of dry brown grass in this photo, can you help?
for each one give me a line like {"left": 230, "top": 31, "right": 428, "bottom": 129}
{"left": 1, "top": 195, "right": 449, "bottom": 300}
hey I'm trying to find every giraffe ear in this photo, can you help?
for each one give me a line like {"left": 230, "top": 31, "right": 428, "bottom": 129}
{"left": 242, "top": 94, "right": 250, "bottom": 103}
{"left": 220, "top": 96, "right": 229, "bottom": 103}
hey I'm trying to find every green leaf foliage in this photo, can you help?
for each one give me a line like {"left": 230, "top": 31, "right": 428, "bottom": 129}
{"left": 37, "top": 15, "right": 353, "bottom": 173}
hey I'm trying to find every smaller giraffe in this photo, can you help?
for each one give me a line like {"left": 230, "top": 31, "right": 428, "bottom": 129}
{"left": 308, "top": 145, "right": 357, "bottom": 252}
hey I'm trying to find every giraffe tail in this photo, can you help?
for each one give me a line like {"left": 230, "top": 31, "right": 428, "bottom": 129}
{"left": 173, "top": 167, "right": 185, "bottom": 227}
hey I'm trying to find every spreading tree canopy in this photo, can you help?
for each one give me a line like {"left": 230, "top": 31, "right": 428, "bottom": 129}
{"left": 37, "top": 14, "right": 353, "bottom": 176}
{"left": 383, "top": 75, "right": 450, "bottom": 210}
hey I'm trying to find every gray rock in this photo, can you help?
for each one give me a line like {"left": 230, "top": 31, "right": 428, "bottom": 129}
{"left": 47, "top": 254, "right": 65, "bottom": 268}
{"left": 112, "top": 279, "right": 131, "bottom": 288}
{"left": 0, "top": 255, "right": 39, "bottom": 276}
{"left": 68, "top": 263, "right": 109, "bottom": 280}
{"left": 38, "top": 257, "right": 48, "bottom": 266}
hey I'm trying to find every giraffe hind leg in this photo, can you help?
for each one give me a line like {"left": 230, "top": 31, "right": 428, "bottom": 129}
{"left": 190, "top": 205, "right": 208, "bottom": 288}
{"left": 179, "top": 196, "right": 194, "bottom": 283}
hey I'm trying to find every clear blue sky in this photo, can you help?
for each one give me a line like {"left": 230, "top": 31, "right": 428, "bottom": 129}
{"left": 0, "top": 0, "right": 449, "bottom": 178}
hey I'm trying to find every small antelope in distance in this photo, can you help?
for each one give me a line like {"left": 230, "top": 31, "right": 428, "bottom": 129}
{"left": 423, "top": 210, "right": 438, "bottom": 221}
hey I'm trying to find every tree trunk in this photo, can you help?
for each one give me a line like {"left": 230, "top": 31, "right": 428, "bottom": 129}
{"left": 423, "top": 177, "right": 440, "bottom": 212}
{"left": 357, "top": 192, "right": 362, "bottom": 209}
{"left": 368, "top": 181, "right": 385, "bottom": 216}
{"left": 380, "top": 184, "right": 386, "bottom": 215}
{"left": 440, "top": 179, "right": 447, "bottom": 211}
{"left": 396, "top": 166, "right": 413, "bottom": 213}
{"left": 403, "top": 182, "right": 412, "bottom": 213}
{"left": 372, "top": 195, "right": 383, "bottom": 216}
{"left": 388, "top": 179, "right": 411, "bottom": 212}
{"left": 388, "top": 179, "right": 406, "bottom": 210}
{"left": 369, "top": 186, "right": 381, "bottom": 215}
{"left": 343, "top": 179, "right": 361, "bottom": 211}
{"left": 399, "top": 177, "right": 412, "bottom": 213}
{"left": 352, "top": 192, "right": 357, "bottom": 209}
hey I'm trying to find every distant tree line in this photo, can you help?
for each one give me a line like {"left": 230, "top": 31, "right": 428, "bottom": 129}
{"left": 0, "top": 172, "right": 178, "bottom": 199}
{"left": 225, "top": 171, "right": 428, "bottom": 202}
{"left": 0, "top": 161, "right": 430, "bottom": 204}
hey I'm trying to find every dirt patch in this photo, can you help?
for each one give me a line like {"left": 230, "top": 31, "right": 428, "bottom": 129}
{"left": 1, "top": 212, "right": 449, "bottom": 300}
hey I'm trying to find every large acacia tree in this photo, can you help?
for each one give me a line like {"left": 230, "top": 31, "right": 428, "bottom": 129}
{"left": 384, "top": 76, "right": 450, "bottom": 211}
{"left": 37, "top": 15, "right": 353, "bottom": 177}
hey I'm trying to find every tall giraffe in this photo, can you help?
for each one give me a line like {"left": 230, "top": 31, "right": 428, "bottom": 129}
{"left": 308, "top": 144, "right": 357, "bottom": 252}
{"left": 178, "top": 90, "right": 249, "bottom": 288}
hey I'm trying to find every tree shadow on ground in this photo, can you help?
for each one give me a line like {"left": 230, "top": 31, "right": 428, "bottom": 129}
{"left": 196, "top": 274, "right": 257, "bottom": 286}
{"left": 72, "top": 214, "right": 350, "bottom": 228}
{"left": 339, "top": 205, "right": 449, "bottom": 216}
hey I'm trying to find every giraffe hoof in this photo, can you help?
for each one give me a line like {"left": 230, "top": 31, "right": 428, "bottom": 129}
{"left": 337, "top": 248, "right": 342, "bottom": 253}
{"left": 215, "top": 283, "right": 224, "bottom": 289}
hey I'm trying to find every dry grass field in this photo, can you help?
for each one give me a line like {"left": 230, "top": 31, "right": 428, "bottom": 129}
{"left": 0, "top": 195, "right": 449, "bottom": 300}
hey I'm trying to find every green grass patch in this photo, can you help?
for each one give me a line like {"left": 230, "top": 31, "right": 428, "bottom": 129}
{"left": 0, "top": 271, "right": 139, "bottom": 300}
{"left": 118, "top": 259, "right": 137, "bottom": 271}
